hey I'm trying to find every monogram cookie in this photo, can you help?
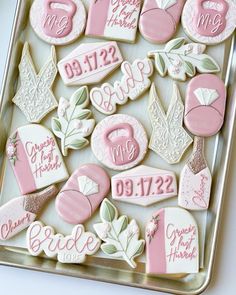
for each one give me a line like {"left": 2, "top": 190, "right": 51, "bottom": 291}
{"left": 30, "top": 0, "right": 86, "bottom": 45}
{"left": 91, "top": 114, "right": 148, "bottom": 171}
{"left": 182, "top": 0, "right": 236, "bottom": 45}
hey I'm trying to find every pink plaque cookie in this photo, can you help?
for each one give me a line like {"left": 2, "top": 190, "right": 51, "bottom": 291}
{"left": 30, "top": 0, "right": 86, "bottom": 45}
{"left": 6, "top": 125, "right": 68, "bottom": 195}
{"left": 91, "top": 114, "right": 148, "bottom": 171}
{"left": 56, "top": 164, "right": 110, "bottom": 224}
{"left": 182, "top": 0, "right": 236, "bottom": 45}
{"left": 184, "top": 74, "right": 227, "bottom": 137}
{"left": 112, "top": 165, "right": 177, "bottom": 206}
{"left": 58, "top": 42, "right": 123, "bottom": 86}
{"left": 146, "top": 207, "right": 199, "bottom": 274}
{"left": 139, "top": 0, "right": 185, "bottom": 43}
{"left": 0, "top": 185, "right": 57, "bottom": 240}
{"left": 85, "top": 0, "right": 142, "bottom": 43}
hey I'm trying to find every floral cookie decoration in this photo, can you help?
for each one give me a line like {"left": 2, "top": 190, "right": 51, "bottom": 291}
{"left": 51, "top": 86, "right": 95, "bottom": 156}
{"left": 12, "top": 42, "right": 58, "bottom": 123}
{"left": 148, "top": 37, "right": 220, "bottom": 81}
{"left": 94, "top": 199, "right": 145, "bottom": 269}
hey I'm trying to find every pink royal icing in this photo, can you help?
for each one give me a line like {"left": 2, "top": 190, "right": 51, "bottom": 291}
{"left": 56, "top": 164, "right": 110, "bottom": 224}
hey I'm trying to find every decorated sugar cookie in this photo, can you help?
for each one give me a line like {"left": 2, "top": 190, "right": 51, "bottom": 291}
{"left": 90, "top": 58, "right": 153, "bottom": 115}
{"left": 139, "top": 0, "right": 185, "bottom": 43}
{"left": 51, "top": 86, "right": 95, "bottom": 156}
{"left": 94, "top": 199, "right": 145, "bottom": 268}
{"left": 6, "top": 125, "right": 68, "bottom": 195}
{"left": 148, "top": 37, "right": 220, "bottom": 81}
{"left": 56, "top": 164, "right": 110, "bottom": 224}
{"left": 184, "top": 74, "right": 227, "bottom": 137}
{"left": 182, "top": 0, "right": 236, "bottom": 45}
{"left": 12, "top": 43, "right": 58, "bottom": 123}
{"left": 0, "top": 185, "right": 57, "bottom": 240}
{"left": 58, "top": 42, "right": 123, "bottom": 86}
{"left": 27, "top": 221, "right": 100, "bottom": 263}
{"left": 178, "top": 137, "right": 212, "bottom": 210}
{"left": 112, "top": 165, "right": 177, "bottom": 206}
{"left": 91, "top": 114, "right": 148, "bottom": 171}
{"left": 85, "top": 0, "right": 142, "bottom": 43}
{"left": 148, "top": 83, "right": 193, "bottom": 164}
{"left": 30, "top": 0, "right": 86, "bottom": 45}
{"left": 146, "top": 207, "right": 199, "bottom": 274}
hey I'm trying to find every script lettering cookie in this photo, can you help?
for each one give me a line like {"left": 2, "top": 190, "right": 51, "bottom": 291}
{"left": 184, "top": 74, "right": 227, "bottom": 137}
{"left": 85, "top": 0, "right": 142, "bottom": 43}
{"left": 56, "top": 164, "right": 110, "bottom": 224}
{"left": 90, "top": 58, "right": 153, "bottom": 115}
{"left": 112, "top": 165, "right": 177, "bottom": 206}
{"left": 51, "top": 86, "right": 95, "bottom": 156}
{"left": 148, "top": 37, "right": 220, "bottom": 81}
{"left": 91, "top": 114, "right": 148, "bottom": 171}
{"left": 146, "top": 207, "right": 199, "bottom": 274}
{"left": 0, "top": 185, "right": 57, "bottom": 240}
{"left": 148, "top": 83, "right": 193, "bottom": 164}
{"left": 6, "top": 125, "right": 68, "bottom": 194}
{"left": 139, "top": 0, "right": 185, "bottom": 43}
{"left": 27, "top": 221, "right": 100, "bottom": 263}
{"left": 12, "top": 43, "right": 58, "bottom": 123}
{"left": 182, "top": 0, "right": 236, "bottom": 45}
{"left": 30, "top": 0, "right": 86, "bottom": 45}
{"left": 94, "top": 199, "right": 145, "bottom": 268}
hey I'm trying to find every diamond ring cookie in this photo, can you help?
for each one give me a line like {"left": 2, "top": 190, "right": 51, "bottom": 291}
{"left": 6, "top": 124, "right": 68, "bottom": 194}
{"left": 91, "top": 114, "right": 148, "bottom": 171}
{"left": 56, "top": 164, "right": 110, "bottom": 224}
{"left": 182, "top": 0, "right": 236, "bottom": 45}
{"left": 139, "top": 0, "right": 185, "bottom": 44}
{"left": 30, "top": 0, "right": 86, "bottom": 45}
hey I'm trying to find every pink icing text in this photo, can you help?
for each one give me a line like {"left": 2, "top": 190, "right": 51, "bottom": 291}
{"left": 192, "top": 173, "right": 208, "bottom": 209}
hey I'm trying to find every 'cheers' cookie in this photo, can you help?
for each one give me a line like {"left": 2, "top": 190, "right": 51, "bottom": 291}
{"left": 91, "top": 114, "right": 148, "bottom": 171}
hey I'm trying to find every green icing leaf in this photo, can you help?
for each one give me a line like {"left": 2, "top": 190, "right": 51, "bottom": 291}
{"left": 68, "top": 138, "right": 89, "bottom": 150}
{"left": 101, "top": 244, "right": 118, "bottom": 255}
{"left": 155, "top": 53, "right": 166, "bottom": 76}
{"left": 70, "top": 86, "right": 88, "bottom": 106}
{"left": 201, "top": 58, "right": 219, "bottom": 72}
{"left": 52, "top": 117, "right": 62, "bottom": 132}
{"left": 73, "top": 109, "right": 92, "bottom": 120}
{"left": 165, "top": 37, "right": 185, "bottom": 52}
{"left": 183, "top": 61, "right": 195, "bottom": 77}
{"left": 100, "top": 199, "right": 117, "bottom": 222}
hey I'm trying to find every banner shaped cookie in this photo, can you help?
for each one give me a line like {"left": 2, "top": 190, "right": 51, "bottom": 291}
{"left": 86, "top": 0, "right": 142, "bottom": 43}
{"left": 27, "top": 221, "right": 100, "bottom": 263}
{"left": 58, "top": 42, "right": 123, "bottom": 86}
{"left": 6, "top": 125, "right": 68, "bottom": 194}
{"left": 146, "top": 207, "right": 199, "bottom": 274}
{"left": 56, "top": 164, "right": 110, "bottom": 224}
{"left": 112, "top": 165, "right": 177, "bottom": 206}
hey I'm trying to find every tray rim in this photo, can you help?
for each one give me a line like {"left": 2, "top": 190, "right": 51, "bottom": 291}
{"left": 0, "top": 1, "right": 236, "bottom": 294}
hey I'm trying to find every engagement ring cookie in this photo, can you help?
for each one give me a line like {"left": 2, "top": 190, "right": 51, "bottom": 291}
{"left": 58, "top": 42, "right": 123, "bottom": 86}
{"left": 146, "top": 207, "right": 199, "bottom": 274}
{"left": 30, "top": 0, "right": 86, "bottom": 45}
{"left": 182, "top": 0, "right": 236, "bottom": 45}
{"left": 139, "top": 0, "right": 185, "bottom": 43}
{"left": 56, "top": 164, "right": 110, "bottom": 224}
{"left": 94, "top": 199, "right": 145, "bottom": 268}
{"left": 91, "top": 114, "right": 148, "bottom": 171}
{"left": 85, "top": 0, "right": 142, "bottom": 43}
{"left": 6, "top": 125, "right": 68, "bottom": 194}
{"left": 27, "top": 221, "right": 100, "bottom": 263}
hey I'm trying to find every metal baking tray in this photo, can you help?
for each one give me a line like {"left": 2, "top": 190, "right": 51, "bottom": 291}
{"left": 0, "top": 0, "right": 236, "bottom": 294}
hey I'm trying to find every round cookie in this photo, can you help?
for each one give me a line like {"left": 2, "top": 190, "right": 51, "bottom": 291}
{"left": 91, "top": 114, "right": 148, "bottom": 171}
{"left": 30, "top": 0, "right": 86, "bottom": 45}
{"left": 182, "top": 0, "right": 236, "bottom": 45}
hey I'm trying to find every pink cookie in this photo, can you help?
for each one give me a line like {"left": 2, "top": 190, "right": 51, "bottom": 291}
{"left": 56, "top": 164, "right": 110, "bottom": 224}
{"left": 112, "top": 165, "right": 177, "bottom": 206}
{"left": 146, "top": 207, "right": 199, "bottom": 275}
{"left": 6, "top": 125, "right": 68, "bottom": 195}
{"left": 58, "top": 42, "right": 123, "bottom": 86}
{"left": 182, "top": 0, "right": 236, "bottom": 45}
{"left": 85, "top": 0, "right": 142, "bottom": 43}
{"left": 184, "top": 74, "right": 226, "bottom": 137}
{"left": 139, "top": 0, "right": 185, "bottom": 43}
{"left": 91, "top": 114, "right": 148, "bottom": 171}
{"left": 30, "top": 0, "right": 86, "bottom": 45}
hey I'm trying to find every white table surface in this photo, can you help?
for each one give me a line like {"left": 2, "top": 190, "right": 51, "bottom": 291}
{"left": 0, "top": 1, "right": 236, "bottom": 294}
